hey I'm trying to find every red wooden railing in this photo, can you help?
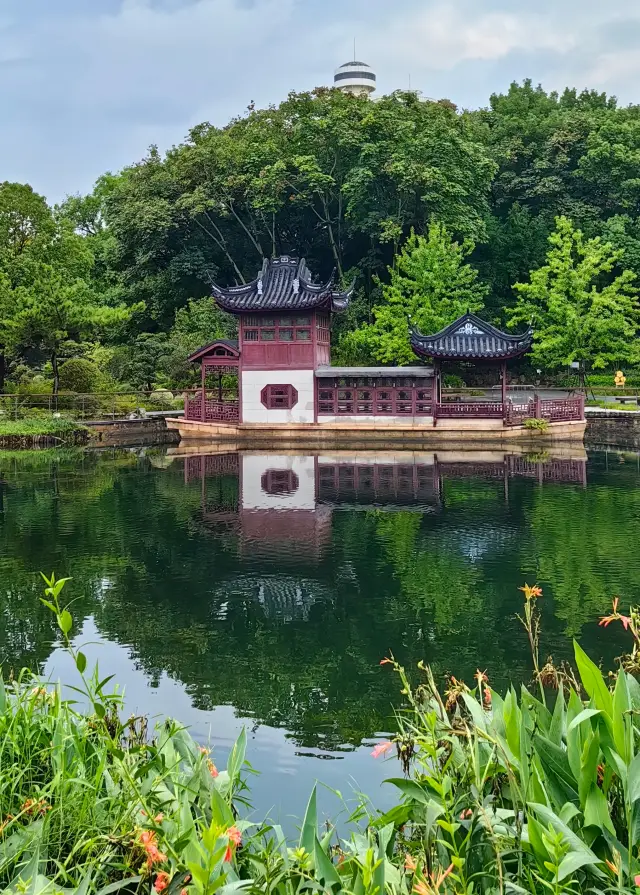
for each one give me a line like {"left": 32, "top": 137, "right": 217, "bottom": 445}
{"left": 185, "top": 393, "right": 239, "bottom": 423}
{"left": 436, "top": 401, "right": 504, "bottom": 419}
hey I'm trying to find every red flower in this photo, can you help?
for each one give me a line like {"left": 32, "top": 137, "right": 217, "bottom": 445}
{"left": 207, "top": 759, "right": 219, "bottom": 778}
{"left": 139, "top": 830, "right": 168, "bottom": 868}
{"left": 634, "top": 874, "right": 640, "bottom": 887}
{"left": 154, "top": 872, "right": 171, "bottom": 893}
{"left": 483, "top": 687, "right": 492, "bottom": 707}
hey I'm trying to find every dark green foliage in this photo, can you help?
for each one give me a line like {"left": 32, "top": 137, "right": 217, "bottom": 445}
{"left": 9, "top": 80, "right": 640, "bottom": 387}
{"left": 58, "top": 358, "right": 102, "bottom": 393}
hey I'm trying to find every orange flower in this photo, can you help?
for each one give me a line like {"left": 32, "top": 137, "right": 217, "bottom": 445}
{"left": 228, "top": 825, "right": 242, "bottom": 846}
{"left": 139, "top": 829, "right": 168, "bottom": 868}
{"left": 154, "top": 872, "right": 171, "bottom": 893}
{"left": 459, "top": 808, "right": 472, "bottom": 820}
{"left": 599, "top": 597, "right": 632, "bottom": 630}
{"left": 380, "top": 657, "right": 393, "bottom": 666}
{"left": 483, "top": 687, "right": 492, "bottom": 707}
{"left": 371, "top": 741, "right": 394, "bottom": 759}
{"left": 405, "top": 854, "right": 417, "bottom": 872}
{"left": 634, "top": 874, "right": 640, "bottom": 887}
{"left": 519, "top": 583, "right": 543, "bottom": 600}
{"left": 413, "top": 864, "right": 454, "bottom": 895}
{"left": 224, "top": 825, "right": 242, "bottom": 862}
{"left": 207, "top": 759, "right": 219, "bottom": 778}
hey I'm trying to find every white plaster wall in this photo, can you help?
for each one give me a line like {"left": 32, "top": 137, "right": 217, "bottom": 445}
{"left": 242, "top": 454, "right": 316, "bottom": 510}
{"left": 242, "top": 370, "right": 315, "bottom": 423}
{"left": 317, "top": 415, "right": 433, "bottom": 426}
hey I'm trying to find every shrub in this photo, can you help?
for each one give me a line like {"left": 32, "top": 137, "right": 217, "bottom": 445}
{"left": 524, "top": 416, "right": 550, "bottom": 431}
{"left": 58, "top": 358, "right": 102, "bottom": 393}
{"left": 148, "top": 388, "right": 174, "bottom": 409}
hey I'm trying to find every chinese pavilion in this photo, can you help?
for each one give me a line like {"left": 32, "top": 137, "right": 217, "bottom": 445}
{"left": 169, "top": 256, "right": 585, "bottom": 444}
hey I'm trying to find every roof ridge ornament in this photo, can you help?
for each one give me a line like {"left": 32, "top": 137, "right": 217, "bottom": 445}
{"left": 292, "top": 277, "right": 300, "bottom": 295}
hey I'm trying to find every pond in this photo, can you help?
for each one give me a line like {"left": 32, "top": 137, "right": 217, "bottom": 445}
{"left": 0, "top": 445, "right": 638, "bottom": 826}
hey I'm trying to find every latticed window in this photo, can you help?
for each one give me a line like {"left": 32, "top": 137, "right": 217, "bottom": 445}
{"left": 261, "top": 384, "right": 298, "bottom": 409}
{"left": 261, "top": 469, "right": 299, "bottom": 495}
{"left": 316, "top": 376, "right": 434, "bottom": 416}
{"left": 242, "top": 315, "right": 314, "bottom": 342}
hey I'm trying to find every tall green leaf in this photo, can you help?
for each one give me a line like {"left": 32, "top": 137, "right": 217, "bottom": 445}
{"left": 573, "top": 641, "right": 613, "bottom": 721}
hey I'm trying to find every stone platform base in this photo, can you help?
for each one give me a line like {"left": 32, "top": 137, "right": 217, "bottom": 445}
{"left": 166, "top": 418, "right": 586, "bottom": 447}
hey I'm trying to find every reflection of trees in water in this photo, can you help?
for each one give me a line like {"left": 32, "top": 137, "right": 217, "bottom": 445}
{"left": 0, "top": 450, "right": 637, "bottom": 747}
{"left": 525, "top": 460, "right": 640, "bottom": 640}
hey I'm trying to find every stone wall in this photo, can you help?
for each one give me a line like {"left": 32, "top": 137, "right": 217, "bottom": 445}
{"left": 585, "top": 410, "right": 640, "bottom": 448}
{"left": 87, "top": 417, "right": 179, "bottom": 447}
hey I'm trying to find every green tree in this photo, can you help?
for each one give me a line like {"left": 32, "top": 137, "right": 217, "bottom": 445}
{"left": 13, "top": 263, "right": 138, "bottom": 394}
{"left": 353, "top": 224, "right": 488, "bottom": 365}
{"left": 509, "top": 216, "right": 640, "bottom": 377}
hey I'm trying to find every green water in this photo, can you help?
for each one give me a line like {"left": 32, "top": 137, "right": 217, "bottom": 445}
{"left": 0, "top": 447, "right": 637, "bottom": 822}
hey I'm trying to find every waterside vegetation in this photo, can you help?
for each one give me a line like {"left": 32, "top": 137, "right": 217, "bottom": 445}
{"left": 3, "top": 575, "right": 640, "bottom": 894}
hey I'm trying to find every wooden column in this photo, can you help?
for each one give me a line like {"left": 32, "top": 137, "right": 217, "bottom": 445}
{"left": 432, "top": 363, "right": 439, "bottom": 426}
{"left": 501, "top": 361, "right": 507, "bottom": 421}
{"left": 201, "top": 363, "right": 206, "bottom": 422}
{"left": 218, "top": 370, "right": 223, "bottom": 402}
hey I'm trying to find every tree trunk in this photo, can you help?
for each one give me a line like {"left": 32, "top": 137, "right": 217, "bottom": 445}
{"left": 51, "top": 350, "right": 59, "bottom": 397}
{"left": 0, "top": 349, "right": 6, "bottom": 392}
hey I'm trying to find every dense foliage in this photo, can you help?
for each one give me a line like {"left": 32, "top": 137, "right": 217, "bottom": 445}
{"left": 4, "top": 577, "right": 640, "bottom": 894}
{"left": 6, "top": 80, "right": 640, "bottom": 391}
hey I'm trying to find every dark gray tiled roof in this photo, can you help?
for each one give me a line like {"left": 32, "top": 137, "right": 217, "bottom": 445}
{"left": 188, "top": 338, "right": 239, "bottom": 362}
{"left": 410, "top": 312, "right": 533, "bottom": 360}
{"left": 212, "top": 256, "right": 353, "bottom": 313}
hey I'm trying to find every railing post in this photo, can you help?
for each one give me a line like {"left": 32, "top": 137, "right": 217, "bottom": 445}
{"left": 534, "top": 393, "right": 542, "bottom": 419}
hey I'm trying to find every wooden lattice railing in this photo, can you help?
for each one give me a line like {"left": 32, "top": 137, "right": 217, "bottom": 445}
{"left": 185, "top": 395, "right": 239, "bottom": 422}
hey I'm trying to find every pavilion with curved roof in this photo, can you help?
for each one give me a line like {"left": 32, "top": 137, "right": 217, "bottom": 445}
{"left": 168, "top": 258, "right": 586, "bottom": 445}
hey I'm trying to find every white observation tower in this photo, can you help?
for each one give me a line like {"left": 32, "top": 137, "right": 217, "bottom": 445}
{"left": 333, "top": 59, "right": 376, "bottom": 97}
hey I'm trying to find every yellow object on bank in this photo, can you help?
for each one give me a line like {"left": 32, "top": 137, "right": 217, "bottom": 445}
{"left": 615, "top": 370, "right": 626, "bottom": 387}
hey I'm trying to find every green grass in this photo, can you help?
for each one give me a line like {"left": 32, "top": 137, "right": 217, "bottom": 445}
{"left": 0, "top": 417, "right": 87, "bottom": 438}
{"left": 586, "top": 400, "right": 640, "bottom": 411}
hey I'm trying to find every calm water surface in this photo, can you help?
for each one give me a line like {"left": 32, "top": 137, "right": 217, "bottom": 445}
{"left": 0, "top": 446, "right": 638, "bottom": 825}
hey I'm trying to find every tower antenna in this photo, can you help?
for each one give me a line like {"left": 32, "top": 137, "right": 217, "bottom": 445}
{"left": 353, "top": 37, "right": 356, "bottom": 60}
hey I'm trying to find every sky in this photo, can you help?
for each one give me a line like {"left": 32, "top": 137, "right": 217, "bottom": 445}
{"left": 2, "top": 0, "right": 640, "bottom": 203}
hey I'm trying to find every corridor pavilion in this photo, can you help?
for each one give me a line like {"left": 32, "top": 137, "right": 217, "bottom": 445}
{"left": 168, "top": 255, "right": 585, "bottom": 446}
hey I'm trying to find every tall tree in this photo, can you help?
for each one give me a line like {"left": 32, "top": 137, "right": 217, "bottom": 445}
{"left": 12, "top": 264, "right": 139, "bottom": 394}
{"left": 351, "top": 224, "right": 488, "bottom": 365}
{"left": 509, "top": 216, "right": 640, "bottom": 378}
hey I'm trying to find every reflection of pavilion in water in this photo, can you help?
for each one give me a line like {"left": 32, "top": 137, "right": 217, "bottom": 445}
{"left": 181, "top": 450, "right": 587, "bottom": 619}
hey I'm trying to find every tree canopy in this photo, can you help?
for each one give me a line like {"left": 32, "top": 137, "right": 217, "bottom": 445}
{"left": 5, "top": 79, "right": 640, "bottom": 389}
{"left": 509, "top": 216, "right": 640, "bottom": 375}
{"left": 351, "top": 224, "right": 488, "bottom": 365}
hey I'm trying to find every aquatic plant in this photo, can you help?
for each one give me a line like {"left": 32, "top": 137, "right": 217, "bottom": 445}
{"left": 3, "top": 576, "right": 640, "bottom": 893}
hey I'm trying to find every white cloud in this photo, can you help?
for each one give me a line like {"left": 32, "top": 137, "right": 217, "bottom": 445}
{"left": 2, "top": 0, "right": 640, "bottom": 199}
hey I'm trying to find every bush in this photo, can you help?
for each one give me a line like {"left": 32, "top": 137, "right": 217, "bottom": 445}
{"left": 148, "top": 388, "right": 174, "bottom": 409}
{"left": 58, "top": 358, "right": 102, "bottom": 393}
{"left": 524, "top": 416, "right": 550, "bottom": 431}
